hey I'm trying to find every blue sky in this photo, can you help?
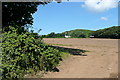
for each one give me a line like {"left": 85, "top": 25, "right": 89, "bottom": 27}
{"left": 32, "top": 1, "right": 118, "bottom": 35}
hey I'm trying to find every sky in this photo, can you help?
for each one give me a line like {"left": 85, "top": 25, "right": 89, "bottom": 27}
{"left": 32, "top": 0, "right": 118, "bottom": 35}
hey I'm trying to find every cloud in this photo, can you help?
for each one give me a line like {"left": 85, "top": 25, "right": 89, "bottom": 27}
{"left": 82, "top": 0, "right": 118, "bottom": 12}
{"left": 100, "top": 17, "right": 108, "bottom": 20}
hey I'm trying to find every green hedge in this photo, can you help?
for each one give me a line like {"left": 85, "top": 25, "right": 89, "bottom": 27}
{"left": 1, "top": 26, "right": 62, "bottom": 79}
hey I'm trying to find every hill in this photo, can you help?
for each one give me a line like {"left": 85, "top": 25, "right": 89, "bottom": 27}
{"left": 92, "top": 26, "right": 119, "bottom": 39}
{"left": 62, "top": 29, "right": 93, "bottom": 38}
{"left": 42, "top": 29, "right": 93, "bottom": 38}
{"left": 42, "top": 26, "right": 119, "bottom": 39}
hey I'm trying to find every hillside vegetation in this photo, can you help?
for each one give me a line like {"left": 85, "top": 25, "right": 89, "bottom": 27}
{"left": 42, "top": 26, "right": 119, "bottom": 39}
{"left": 42, "top": 29, "right": 93, "bottom": 38}
{"left": 92, "top": 26, "right": 120, "bottom": 39}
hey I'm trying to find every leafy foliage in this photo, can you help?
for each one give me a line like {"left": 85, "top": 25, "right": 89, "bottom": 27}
{"left": 2, "top": 2, "right": 47, "bottom": 32}
{"left": 1, "top": 26, "right": 62, "bottom": 79}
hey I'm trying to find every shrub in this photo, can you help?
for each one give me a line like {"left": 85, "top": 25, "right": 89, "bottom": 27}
{"left": 1, "top": 26, "right": 62, "bottom": 79}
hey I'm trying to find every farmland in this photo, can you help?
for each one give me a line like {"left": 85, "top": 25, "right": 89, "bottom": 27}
{"left": 43, "top": 38, "right": 118, "bottom": 78}
{"left": 2, "top": 2, "right": 118, "bottom": 79}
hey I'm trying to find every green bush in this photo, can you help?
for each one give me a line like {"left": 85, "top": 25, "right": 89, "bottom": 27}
{"left": 1, "top": 26, "right": 62, "bottom": 79}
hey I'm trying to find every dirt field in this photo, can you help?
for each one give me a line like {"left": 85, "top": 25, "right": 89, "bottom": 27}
{"left": 43, "top": 38, "right": 118, "bottom": 78}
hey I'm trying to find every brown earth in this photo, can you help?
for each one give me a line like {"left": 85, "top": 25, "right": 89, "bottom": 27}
{"left": 42, "top": 38, "right": 118, "bottom": 78}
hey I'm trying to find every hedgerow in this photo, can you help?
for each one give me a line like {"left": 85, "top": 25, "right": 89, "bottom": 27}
{"left": 1, "top": 26, "right": 62, "bottom": 79}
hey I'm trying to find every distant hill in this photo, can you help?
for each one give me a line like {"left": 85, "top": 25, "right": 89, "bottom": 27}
{"left": 92, "top": 26, "right": 120, "bottom": 39}
{"left": 42, "top": 26, "right": 120, "bottom": 39}
{"left": 62, "top": 29, "right": 93, "bottom": 38}
{"left": 42, "top": 29, "right": 93, "bottom": 38}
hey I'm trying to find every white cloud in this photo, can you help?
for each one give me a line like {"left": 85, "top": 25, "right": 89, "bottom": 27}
{"left": 82, "top": 0, "right": 118, "bottom": 12}
{"left": 100, "top": 17, "right": 108, "bottom": 20}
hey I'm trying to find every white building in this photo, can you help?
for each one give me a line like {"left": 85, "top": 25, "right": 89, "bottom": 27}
{"left": 90, "top": 36, "right": 94, "bottom": 38}
{"left": 65, "top": 35, "right": 71, "bottom": 38}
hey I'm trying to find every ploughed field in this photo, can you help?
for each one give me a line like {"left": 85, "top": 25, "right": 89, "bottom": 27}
{"left": 43, "top": 38, "right": 118, "bottom": 78}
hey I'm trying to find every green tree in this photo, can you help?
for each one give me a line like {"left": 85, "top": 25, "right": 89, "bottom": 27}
{"left": 46, "top": 32, "right": 56, "bottom": 38}
{"left": 2, "top": 2, "right": 47, "bottom": 32}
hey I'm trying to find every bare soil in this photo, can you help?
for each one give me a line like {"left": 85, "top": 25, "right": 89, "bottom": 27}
{"left": 42, "top": 38, "right": 118, "bottom": 78}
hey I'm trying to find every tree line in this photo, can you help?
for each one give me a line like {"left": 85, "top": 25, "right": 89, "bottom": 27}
{"left": 42, "top": 26, "right": 120, "bottom": 39}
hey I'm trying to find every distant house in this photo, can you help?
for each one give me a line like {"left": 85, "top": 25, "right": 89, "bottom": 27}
{"left": 90, "top": 36, "right": 94, "bottom": 38}
{"left": 65, "top": 35, "right": 71, "bottom": 38}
